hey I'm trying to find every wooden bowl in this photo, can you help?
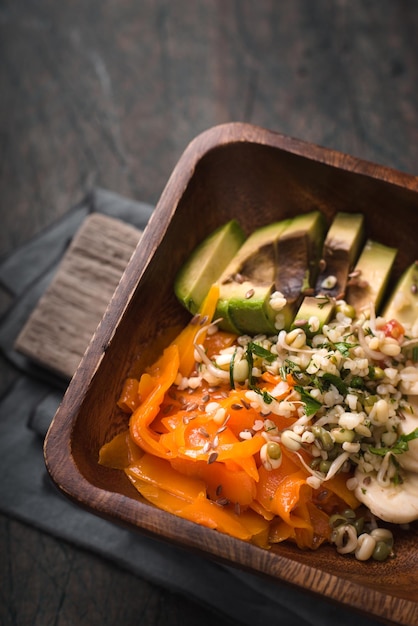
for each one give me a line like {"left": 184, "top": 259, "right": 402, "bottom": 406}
{"left": 44, "top": 123, "right": 418, "bottom": 626}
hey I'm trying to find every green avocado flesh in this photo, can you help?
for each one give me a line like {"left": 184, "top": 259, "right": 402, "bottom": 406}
{"left": 174, "top": 219, "right": 245, "bottom": 314}
{"left": 216, "top": 212, "right": 325, "bottom": 334}
{"left": 215, "top": 219, "right": 291, "bottom": 333}
{"left": 383, "top": 261, "right": 418, "bottom": 328}
{"left": 346, "top": 239, "right": 398, "bottom": 317}
{"left": 174, "top": 211, "right": 412, "bottom": 337}
{"left": 292, "top": 295, "right": 335, "bottom": 335}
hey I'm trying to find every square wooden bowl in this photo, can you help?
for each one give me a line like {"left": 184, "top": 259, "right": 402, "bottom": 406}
{"left": 44, "top": 123, "right": 418, "bottom": 626}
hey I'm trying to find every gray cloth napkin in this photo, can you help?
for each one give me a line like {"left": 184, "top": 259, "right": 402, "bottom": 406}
{"left": 0, "top": 188, "right": 383, "bottom": 626}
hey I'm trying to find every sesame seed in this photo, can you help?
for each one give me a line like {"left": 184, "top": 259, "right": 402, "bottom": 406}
{"left": 208, "top": 452, "right": 218, "bottom": 464}
{"left": 245, "top": 288, "right": 255, "bottom": 299}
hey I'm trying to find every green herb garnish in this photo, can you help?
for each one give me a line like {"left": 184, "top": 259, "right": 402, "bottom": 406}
{"left": 294, "top": 386, "right": 323, "bottom": 416}
{"left": 229, "top": 346, "right": 237, "bottom": 390}
{"left": 279, "top": 359, "right": 301, "bottom": 382}
{"left": 321, "top": 372, "right": 348, "bottom": 396}
{"left": 369, "top": 428, "right": 418, "bottom": 456}
{"left": 333, "top": 342, "right": 355, "bottom": 358}
{"left": 253, "top": 387, "right": 274, "bottom": 405}
{"left": 247, "top": 342, "right": 276, "bottom": 362}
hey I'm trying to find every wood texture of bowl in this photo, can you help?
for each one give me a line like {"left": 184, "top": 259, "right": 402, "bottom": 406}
{"left": 44, "top": 123, "right": 418, "bottom": 626}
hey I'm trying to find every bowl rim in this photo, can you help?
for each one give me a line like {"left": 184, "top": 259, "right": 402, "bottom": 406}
{"left": 44, "top": 122, "right": 418, "bottom": 626}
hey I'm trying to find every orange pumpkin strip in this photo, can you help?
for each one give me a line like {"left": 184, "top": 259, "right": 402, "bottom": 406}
{"left": 172, "top": 283, "right": 219, "bottom": 376}
{"left": 129, "top": 344, "right": 180, "bottom": 458}
{"left": 117, "top": 378, "right": 141, "bottom": 413}
{"left": 98, "top": 430, "right": 143, "bottom": 469}
{"left": 126, "top": 453, "right": 206, "bottom": 501}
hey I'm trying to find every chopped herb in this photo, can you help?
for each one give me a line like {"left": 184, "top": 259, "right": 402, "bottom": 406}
{"left": 245, "top": 345, "right": 254, "bottom": 386}
{"left": 247, "top": 342, "right": 276, "bottom": 362}
{"left": 369, "top": 428, "right": 418, "bottom": 456}
{"left": 229, "top": 346, "right": 237, "bottom": 390}
{"left": 321, "top": 372, "right": 348, "bottom": 396}
{"left": 245, "top": 341, "right": 277, "bottom": 389}
{"left": 413, "top": 346, "right": 418, "bottom": 362}
{"left": 279, "top": 359, "right": 301, "bottom": 381}
{"left": 333, "top": 342, "right": 355, "bottom": 358}
{"left": 316, "top": 295, "right": 332, "bottom": 309}
{"left": 255, "top": 388, "right": 274, "bottom": 404}
{"left": 295, "top": 386, "right": 323, "bottom": 416}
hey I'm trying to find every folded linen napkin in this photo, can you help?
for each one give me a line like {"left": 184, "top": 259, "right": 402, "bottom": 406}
{"left": 0, "top": 188, "right": 383, "bottom": 626}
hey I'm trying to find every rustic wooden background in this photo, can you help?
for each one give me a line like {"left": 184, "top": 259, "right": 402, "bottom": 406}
{"left": 1, "top": 1, "right": 418, "bottom": 624}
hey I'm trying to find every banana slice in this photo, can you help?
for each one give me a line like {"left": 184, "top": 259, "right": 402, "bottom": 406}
{"left": 397, "top": 397, "right": 418, "bottom": 473}
{"left": 354, "top": 467, "right": 418, "bottom": 524}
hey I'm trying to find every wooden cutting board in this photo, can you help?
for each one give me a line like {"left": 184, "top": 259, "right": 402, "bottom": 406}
{"left": 14, "top": 213, "right": 143, "bottom": 380}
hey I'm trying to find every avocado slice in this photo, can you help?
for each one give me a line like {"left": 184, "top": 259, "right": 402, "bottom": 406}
{"left": 383, "top": 260, "right": 418, "bottom": 329}
{"left": 215, "top": 219, "right": 291, "bottom": 333}
{"left": 315, "top": 212, "right": 365, "bottom": 299}
{"left": 346, "top": 239, "right": 398, "bottom": 318}
{"left": 273, "top": 211, "right": 326, "bottom": 328}
{"left": 224, "top": 282, "right": 279, "bottom": 335}
{"left": 174, "top": 219, "right": 245, "bottom": 315}
{"left": 292, "top": 295, "right": 336, "bottom": 335}
{"left": 218, "top": 212, "right": 325, "bottom": 335}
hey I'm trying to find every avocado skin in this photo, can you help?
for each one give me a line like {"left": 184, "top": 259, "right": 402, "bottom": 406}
{"left": 174, "top": 219, "right": 245, "bottom": 315}
{"left": 346, "top": 239, "right": 397, "bottom": 318}
{"left": 315, "top": 212, "right": 365, "bottom": 299}
{"left": 383, "top": 260, "right": 418, "bottom": 328}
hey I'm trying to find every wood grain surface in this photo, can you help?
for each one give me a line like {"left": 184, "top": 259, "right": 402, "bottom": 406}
{"left": 14, "top": 213, "right": 142, "bottom": 379}
{"left": 1, "top": 1, "right": 418, "bottom": 625}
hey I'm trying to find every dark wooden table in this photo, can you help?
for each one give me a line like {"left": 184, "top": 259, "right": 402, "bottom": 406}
{"left": 1, "top": 2, "right": 418, "bottom": 625}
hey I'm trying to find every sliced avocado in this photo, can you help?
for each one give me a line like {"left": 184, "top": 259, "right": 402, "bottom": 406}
{"left": 292, "top": 295, "right": 336, "bottom": 335}
{"left": 218, "top": 212, "right": 325, "bottom": 335}
{"left": 215, "top": 219, "right": 291, "bottom": 333}
{"left": 174, "top": 219, "right": 245, "bottom": 315}
{"left": 274, "top": 211, "right": 326, "bottom": 327}
{"left": 346, "top": 239, "right": 397, "bottom": 318}
{"left": 226, "top": 282, "right": 278, "bottom": 335}
{"left": 315, "top": 212, "right": 365, "bottom": 299}
{"left": 383, "top": 260, "right": 418, "bottom": 329}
